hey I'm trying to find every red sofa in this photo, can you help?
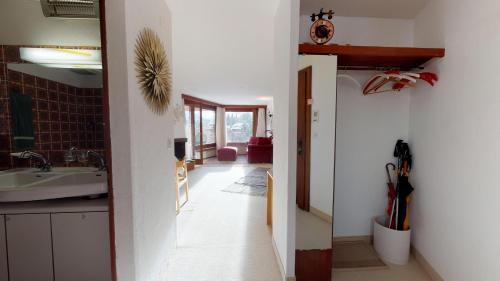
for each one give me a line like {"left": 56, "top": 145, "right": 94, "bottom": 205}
{"left": 247, "top": 137, "right": 273, "bottom": 164}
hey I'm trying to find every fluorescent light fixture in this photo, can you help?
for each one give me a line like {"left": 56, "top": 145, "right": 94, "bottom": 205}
{"left": 20, "top": 48, "right": 102, "bottom": 69}
{"left": 257, "top": 96, "right": 273, "bottom": 101}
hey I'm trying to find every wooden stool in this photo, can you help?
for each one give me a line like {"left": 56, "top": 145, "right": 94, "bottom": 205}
{"left": 175, "top": 159, "right": 189, "bottom": 214}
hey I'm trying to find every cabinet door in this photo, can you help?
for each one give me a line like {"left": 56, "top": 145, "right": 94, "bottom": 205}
{"left": 6, "top": 214, "right": 54, "bottom": 281}
{"left": 52, "top": 212, "right": 112, "bottom": 281}
{"left": 0, "top": 215, "right": 8, "bottom": 281}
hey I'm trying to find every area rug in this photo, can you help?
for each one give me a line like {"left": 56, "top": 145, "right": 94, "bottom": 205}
{"left": 332, "top": 240, "right": 387, "bottom": 270}
{"left": 221, "top": 167, "right": 268, "bottom": 197}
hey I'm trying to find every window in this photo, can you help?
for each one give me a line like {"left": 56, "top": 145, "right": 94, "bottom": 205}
{"left": 184, "top": 105, "right": 193, "bottom": 159}
{"left": 202, "top": 109, "right": 216, "bottom": 145}
{"left": 183, "top": 102, "right": 217, "bottom": 162}
{"left": 193, "top": 106, "right": 201, "bottom": 146}
{"left": 226, "top": 111, "right": 253, "bottom": 143}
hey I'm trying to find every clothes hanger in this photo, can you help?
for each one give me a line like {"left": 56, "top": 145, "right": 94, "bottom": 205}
{"left": 363, "top": 73, "right": 416, "bottom": 95}
{"left": 363, "top": 70, "right": 438, "bottom": 95}
{"left": 337, "top": 74, "right": 362, "bottom": 88}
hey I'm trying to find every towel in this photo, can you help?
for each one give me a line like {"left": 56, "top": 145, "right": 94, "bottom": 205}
{"left": 10, "top": 91, "right": 35, "bottom": 151}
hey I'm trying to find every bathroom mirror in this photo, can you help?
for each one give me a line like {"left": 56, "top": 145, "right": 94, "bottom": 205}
{"left": 3, "top": 54, "right": 105, "bottom": 168}
{"left": 0, "top": 0, "right": 105, "bottom": 172}
{"left": 295, "top": 55, "right": 338, "bottom": 279}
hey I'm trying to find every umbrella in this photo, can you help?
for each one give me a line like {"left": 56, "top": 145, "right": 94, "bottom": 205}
{"left": 396, "top": 174, "right": 414, "bottom": 230}
{"left": 392, "top": 140, "right": 414, "bottom": 231}
{"left": 385, "top": 163, "right": 396, "bottom": 227}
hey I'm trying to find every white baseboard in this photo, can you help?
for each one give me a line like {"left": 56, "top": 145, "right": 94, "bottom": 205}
{"left": 411, "top": 246, "right": 444, "bottom": 281}
{"left": 310, "top": 206, "right": 333, "bottom": 224}
{"left": 272, "top": 235, "right": 296, "bottom": 281}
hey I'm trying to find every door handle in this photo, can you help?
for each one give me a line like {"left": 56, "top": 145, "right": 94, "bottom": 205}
{"left": 297, "top": 140, "right": 303, "bottom": 155}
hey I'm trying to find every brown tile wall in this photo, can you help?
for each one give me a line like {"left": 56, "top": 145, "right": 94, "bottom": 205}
{"left": 0, "top": 45, "right": 105, "bottom": 170}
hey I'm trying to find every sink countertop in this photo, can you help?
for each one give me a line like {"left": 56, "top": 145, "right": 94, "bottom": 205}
{"left": 0, "top": 168, "right": 108, "bottom": 202}
{"left": 0, "top": 197, "right": 109, "bottom": 214}
{"left": 0, "top": 167, "right": 102, "bottom": 174}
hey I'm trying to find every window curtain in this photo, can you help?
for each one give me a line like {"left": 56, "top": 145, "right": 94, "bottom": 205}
{"left": 256, "top": 108, "right": 266, "bottom": 137}
{"left": 216, "top": 107, "right": 227, "bottom": 150}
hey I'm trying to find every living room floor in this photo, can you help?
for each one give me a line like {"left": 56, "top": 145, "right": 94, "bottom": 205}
{"left": 166, "top": 164, "right": 281, "bottom": 281}
{"left": 203, "top": 155, "right": 249, "bottom": 165}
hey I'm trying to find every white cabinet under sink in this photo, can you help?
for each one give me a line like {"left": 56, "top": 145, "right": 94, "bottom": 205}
{"left": 6, "top": 214, "right": 54, "bottom": 281}
{"left": 0, "top": 198, "right": 110, "bottom": 281}
{"left": 0, "top": 215, "right": 8, "bottom": 281}
{"left": 52, "top": 212, "right": 112, "bottom": 281}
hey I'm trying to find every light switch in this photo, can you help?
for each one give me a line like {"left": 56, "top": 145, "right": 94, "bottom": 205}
{"left": 313, "top": 111, "right": 319, "bottom": 122}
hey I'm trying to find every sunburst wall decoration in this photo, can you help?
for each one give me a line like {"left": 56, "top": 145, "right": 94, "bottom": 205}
{"left": 134, "top": 28, "right": 172, "bottom": 114}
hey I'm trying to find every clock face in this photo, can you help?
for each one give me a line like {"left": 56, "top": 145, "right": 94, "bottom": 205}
{"left": 310, "top": 19, "right": 334, "bottom": 45}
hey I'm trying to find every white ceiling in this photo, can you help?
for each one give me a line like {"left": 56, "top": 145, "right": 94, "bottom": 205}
{"left": 165, "top": 0, "right": 428, "bottom": 106}
{"left": 166, "top": 0, "right": 279, "bottom": 105}
{"left": 301, "top": 0, "right": 430, "bottom": 19}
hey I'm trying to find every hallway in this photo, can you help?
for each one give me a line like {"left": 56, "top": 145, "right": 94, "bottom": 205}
{"left": 166, "top": 165, "right": 281, "bottom": 281}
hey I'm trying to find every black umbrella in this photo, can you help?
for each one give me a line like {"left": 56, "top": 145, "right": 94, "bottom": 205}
{"left": 396, "top": 175, "right": 414, "bottom": 230}
{"left": 392, "top": 139, "right": 414, "bottom": 230}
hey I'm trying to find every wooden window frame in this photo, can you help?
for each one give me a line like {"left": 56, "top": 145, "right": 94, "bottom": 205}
{"left": 182, "top": 95, "right": 269, "bottom": 156}
{"left": 183, "top": 96, "right": 217, "bottom": 163}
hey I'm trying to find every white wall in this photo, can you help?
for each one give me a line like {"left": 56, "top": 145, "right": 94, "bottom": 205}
{"left": 299, "top": 15, "right": 414, "bottom": 47}
{"left": 106, "top": 0, "right": 177, "bottom": 280}
{"left": 298, "top": 16, "right": 414, "bottom": 237}
{"left": 0, "top": 0, "right": 101, "bottom": 46}
{"left": 410, "top": 1, "right": 500, "bottom": 280}
{"left": 273, "top": 0, "right": 300, "bottom": 278}
{"left": 298, "top": 56, "right": 337, "bottom": 217}
{"left": 334, "top": 71, "right": 410, "bottom": 237}
{"left": 166, "top": 0, "right": 278, "bottom": 106}
{"left": 171, "top": 94, "right": 186, "bottom": 138}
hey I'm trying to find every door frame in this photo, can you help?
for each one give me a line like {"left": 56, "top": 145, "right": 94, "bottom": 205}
{"left": 296, "top": 66, "right": 312, "bottom": 211}
{"left": 98, "top": 1, "right": 117, "bottom": 280}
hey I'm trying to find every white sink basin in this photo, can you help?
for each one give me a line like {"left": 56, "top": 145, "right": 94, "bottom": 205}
{"left": 0, "top": 168, "right": 107, "bottom": 202}
{"left": 0, "top": 172, "right": 58, "bottom": 188}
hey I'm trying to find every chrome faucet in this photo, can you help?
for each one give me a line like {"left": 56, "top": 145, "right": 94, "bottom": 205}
{"left": 86, "top": 150, "right": 106, "bottom": 171}
{"left": 20, "top": 151, "right": 52, "bottom": 172}
{"left": 64, "top": 146, "right": 80, "bottom": 162}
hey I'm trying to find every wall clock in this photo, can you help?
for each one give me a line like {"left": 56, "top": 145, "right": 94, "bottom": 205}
{"left": 310, "top": 9, "right": 335, "bottom": 45}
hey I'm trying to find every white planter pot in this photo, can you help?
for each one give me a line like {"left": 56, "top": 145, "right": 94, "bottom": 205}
{"left": 373, "top": 215, "right": 411, "bottom": 265}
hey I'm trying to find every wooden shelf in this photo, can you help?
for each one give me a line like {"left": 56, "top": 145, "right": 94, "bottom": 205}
{"left": 299, "top": 44, "right": 445, "bottom": 70}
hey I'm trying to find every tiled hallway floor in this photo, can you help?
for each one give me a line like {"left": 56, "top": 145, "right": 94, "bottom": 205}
{"left": 166, "top": 165, "right": 432, "bottom": 281}
{"left": 166, "top": 165, "right": 281, "bottom": 281}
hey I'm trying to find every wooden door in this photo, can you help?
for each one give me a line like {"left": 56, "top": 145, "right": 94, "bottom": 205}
{"left": 297, "top": 67, "right": 312, "bottom": 211}
{"left": 0, "top": 215, "right": 7, "bottom": 281}
{"left": 52, "top": 212, "right": 112, "bottom": 281}
{"left": 6, "top": 214, "right": 54, "bottom": 281}
{"left": 296, "top": 249, "right": 332, "bottom": 281}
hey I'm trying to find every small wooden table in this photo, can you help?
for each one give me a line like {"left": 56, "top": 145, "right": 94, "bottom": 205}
{"left": 267, "top": 170, "right": 273, "bottom": 226}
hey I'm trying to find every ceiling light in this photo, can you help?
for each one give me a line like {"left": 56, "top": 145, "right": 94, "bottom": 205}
{"left": 20, "top": 48, "right": 102, "bottom": 69}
